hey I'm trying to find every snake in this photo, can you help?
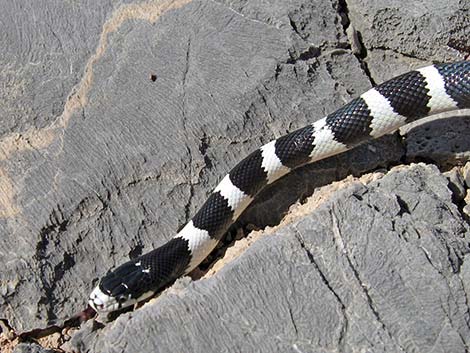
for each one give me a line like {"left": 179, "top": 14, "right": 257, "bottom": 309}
{"left": 89, "top": 60, "right": 470, "bottom": 313}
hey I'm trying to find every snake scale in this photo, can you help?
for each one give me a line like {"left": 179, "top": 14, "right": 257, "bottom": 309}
{"left": 89, "top": 61, "right": 470, "bottom": 314}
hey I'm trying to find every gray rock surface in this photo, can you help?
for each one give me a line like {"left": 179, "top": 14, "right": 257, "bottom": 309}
{"left": 0, "top": 0, "right": 469, "bottom": 351}
{"left": 0, "top": 0, "right": 133, "bottom": 139}
{"left": 403, "top": 113, "right": 470, "bottom": 166}
{"left": 346, "top": 0, "right": 470, "bottom": 81}
{"left": 69, "top": 164, "right": 470, "bottom": 353}
{"left": 444, "top": 167, "right": 467, "bottom": 203}
{"left": 13, "top": 342, "right": 56, "bottom": 353}
{"left": 463, "top": 162, "right": 470, "bottom": 188}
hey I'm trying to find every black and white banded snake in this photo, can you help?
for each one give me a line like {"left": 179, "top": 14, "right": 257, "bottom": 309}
{"left": 89, "top": 61, "right": 470, "bottom": 314}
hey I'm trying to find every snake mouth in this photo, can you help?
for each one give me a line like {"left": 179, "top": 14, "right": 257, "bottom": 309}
{"left": 88, "top": 286, "right": 119, "bottom": 313}
{"left": 89, "top": 284, "right": 156, "bottom": 314}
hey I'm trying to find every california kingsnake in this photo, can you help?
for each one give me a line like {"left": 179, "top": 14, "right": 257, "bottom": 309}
{"left": 89, "top": 61, "right": 470, "bottom": 313}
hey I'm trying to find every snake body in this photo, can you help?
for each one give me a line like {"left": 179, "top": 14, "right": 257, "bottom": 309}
{"left": 89, "top": 61, "right": 470, "bottom": 313}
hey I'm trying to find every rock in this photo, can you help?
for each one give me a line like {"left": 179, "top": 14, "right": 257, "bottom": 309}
{"left": 461, "top": 255, "right": 470, "bottom": 298}
{"left": 13, "top": 342, "right": 55, "bottom": 353}
{"left": 346, "top": 25, "right": 364, "bottom": 56}
{"left": 68, "top": 164, "right": 470, "bottom": 353}
{"left": 402, "top": 113, "right": 470, "bottom": 167}
{"left": 36, "top": 332, "right": 63, "bottom": 351}
{"left": 464, "top": 204, "right": 470, "bottom": 218}
{"left": 346, "top": 0, "right": 468, "bottom": 82}
{"left": 444, "top": 167, "right": 466, "bottom": 202}
{"left": 0, "top": 1, "right": 128, "bottom": 139}
{"left": 463, "top": 162, "right": 470, "bottom": 188}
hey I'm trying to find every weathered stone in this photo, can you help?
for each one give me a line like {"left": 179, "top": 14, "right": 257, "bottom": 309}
{"left": 13, "top": 342, "right": 55, "bottom": 353}
{"left": 346, "top": 0, "right": 468, "bottom": 82}
{"left": 402, "top": 113, "right": 470, "bottom": 167}
{"left": 444, "top": 167, "right": 466, "bottom": 202}
{"left": 0, "top": 0, "right": 131, "bottom": 139}
{"left": 462, "top": 162, "right": 470, "bottom": 188}
{"left": 464, "top": 204, "right": 470, "bottom": 218}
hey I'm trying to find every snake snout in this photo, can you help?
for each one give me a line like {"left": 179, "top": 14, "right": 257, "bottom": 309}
{"left": 89, "top": 260, "right": 154, "bottom": 313}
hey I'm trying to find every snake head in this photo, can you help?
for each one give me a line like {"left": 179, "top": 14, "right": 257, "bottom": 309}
{"left": 89, "top": 238, "right": 191, "bottom": 313}
{"left": 89, "top": 260, "right": 155, "bottom": 313}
